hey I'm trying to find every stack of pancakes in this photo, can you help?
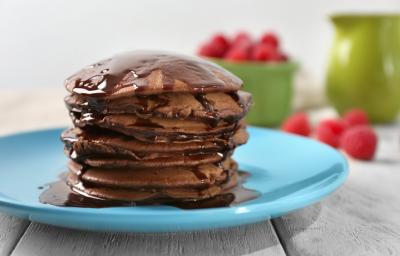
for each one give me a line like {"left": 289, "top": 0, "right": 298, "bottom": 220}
{"left": 61, "top": 51, "right": 251, "bottom": 205}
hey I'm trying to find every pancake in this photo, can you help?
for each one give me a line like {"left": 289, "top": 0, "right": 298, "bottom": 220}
{"left": 62, "top": 126, "right": 247, "bottom": 157}
{"left": 65, "top": 51, "right": 243, "bottom": 98}
{"left": 72, "top": 151, "right": 228, "bottom": 168}
{"left": 71, "top": 113, "right": 239, "bottom": 137}
{"left": 62, "top": 127, "right": 248, "bottom": 155}
{"left": 65, "top": 91, "right": 252, "bottom": 124}
{"left": 67, "top": 160, "right": 238, "bottom": 202}
{"left": 68, "top": 171, "right": 238, "bottom": 201}
{"left": 68, "top": 158, "right": 235, "bottom": 189}
{"left": 61, "top": 126, "right": 246, "bottom": 168}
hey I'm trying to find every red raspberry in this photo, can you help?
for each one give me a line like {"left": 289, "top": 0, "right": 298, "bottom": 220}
{"left": 343, "top": 108, "right": 369, "bottom": 127}
{"left": 268, "top": 51, "right": 287, "bottom": 62}
{"left": 281, "top": 112, "right": 311, "bottom": 136}
{"left": 225, "top": 46, "right": 249, "bottom": 62}
{"left": 316, "top": 119, "right": 347, "bottom": 148}
{"left": 251, "top": 44, "right": 288, "bottom": 62}
{"left": 251, "top": 43, "right": 276, "bottom": 61}
{"left": 232, "top": 32, "right": 252, "bottom": 47}
{"left": 278, "top": 53, "right": 288, "bottom": 61}
{"left": 210, "top": 33, "right": 230, "bottom": 54}
{"left": 260, "top": 32, "right": 279, "bottom": 48}
{"left": 341, "top": 125, "right": 377, "bottom": 160}
{"left": 197, "top": 42, "right": 225, "bottom": 58}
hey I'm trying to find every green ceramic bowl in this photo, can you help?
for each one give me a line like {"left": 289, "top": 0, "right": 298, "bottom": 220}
{"left": 213, "top": 59, "right": 297, "bottom": 127}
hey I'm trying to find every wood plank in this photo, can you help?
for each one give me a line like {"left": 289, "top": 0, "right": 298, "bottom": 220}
{"left": 0, "top": 214, "right": 30, "bottom": 256}
{"left": 272, "top": 124, "right": 400, "bottom": 256}
{"left": 11, "top": 221, "right": 286, "bottom": 256}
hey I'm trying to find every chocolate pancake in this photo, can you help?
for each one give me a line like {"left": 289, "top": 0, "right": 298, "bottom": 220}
{"left": 68, "top": 171, "right": 238, "bottom": 201}
{"left": 80, "top": 154, "right": 224, "bottom": 168}
{"left": 65, "top": 51, "right": 243, "bottom": 98}
{"left": 68, "top": 159, "right": 234, "bottom": 189}
{"left": 67, "top": 160, "right": 238, "bottom": 202}
{"left": 62, "top": 128, "right": 248, "bottom": 155}
{"left": 65, "top": 91, "right": 252, "bottom": 124}
{"left": 72, "top": 113, "right": 239, "bottom": 137}
{"left": 62, "top": 126, "right": 246, "bottom": 168}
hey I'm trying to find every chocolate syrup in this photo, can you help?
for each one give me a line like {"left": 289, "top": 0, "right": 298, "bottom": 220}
{"left": 66, "top": 51, "right": 242, "bottom": 97}
{"left": 194, "top": 94, "right": 214, "bottom": 113}
{"left": 194, "top": 93, "right": 221, "bottom": 127}
{"left": 133, "top": 118, "right": 164, "bottom": 128}
{"left": 39, "top": 170, "right": 259, "bottom": 209}
{"left": 189, "top": 168, "right": 208, "bottom": 184}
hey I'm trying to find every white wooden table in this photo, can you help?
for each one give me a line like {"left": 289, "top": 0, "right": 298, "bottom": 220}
{"left": 1, "top": 89, "right": 400, "bottom": 256}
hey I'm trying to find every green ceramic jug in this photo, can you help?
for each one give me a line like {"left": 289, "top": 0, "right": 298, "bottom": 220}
{"left": 326, "top": 14, "right": 400, "bottom": 123}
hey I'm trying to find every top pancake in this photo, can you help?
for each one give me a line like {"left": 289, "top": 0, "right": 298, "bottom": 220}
{"left": 65, "top": 51, "right": 243, "bottom": 98}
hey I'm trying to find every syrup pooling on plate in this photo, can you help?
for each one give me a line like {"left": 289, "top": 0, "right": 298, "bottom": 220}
{"left": 39, "top": 170, "right": 259, "bottom": 209}
{"left": 65, "top": 51, "right": 243, "bottom": 97}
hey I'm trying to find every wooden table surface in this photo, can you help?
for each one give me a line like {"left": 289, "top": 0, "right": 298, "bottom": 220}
{"left": 1, "top": 89, "right": 400, "bottom": 256}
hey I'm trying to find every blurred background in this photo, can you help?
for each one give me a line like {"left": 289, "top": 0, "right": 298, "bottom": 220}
{"left": 1, "top": 0, "right": 399, "bottom": 90}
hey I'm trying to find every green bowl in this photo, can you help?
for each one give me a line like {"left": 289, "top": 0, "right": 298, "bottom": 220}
{"left": 213, "top": 59, "right": 297, "bottom": 127}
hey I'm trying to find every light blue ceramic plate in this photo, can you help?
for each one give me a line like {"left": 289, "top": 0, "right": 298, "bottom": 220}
{"left": 0, "top": 127, "right": 348, "bottom": 232}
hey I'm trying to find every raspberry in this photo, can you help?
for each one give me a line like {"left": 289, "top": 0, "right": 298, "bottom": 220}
{"left": 278, "top": 53, "right": 288, "bottom": 61}
{"left": 281, "top": 112, "right": 311, "bottom": 136}
{"left": 251, "top": 43, "right": 276, "bottom": 61}
{"left": 232, "top": 32, "right": 252, "bottom": 47}
{"left": 225, "top": 46, "right": 250, "bottom": 62}
{"left": 343, "top": 108, "right": 369, "bottom": 127}
{"left": 251, "top": 43, "right": 288, "bottom": 62}
{"left": 210, "top": 33, "right": 230, "bottom": 54}
{"left": 197, "top": 42, "right": 225, "bottom": 58}
{"left": 341, "top": 125, "right": 377, "bottom": 160}
{"left": 316, "top": 119, "right": 347, "bottom": 148}
{"left": 260, "top": 32, "right": 279, "bottom": 48}
{"left": 268, "top": 51, "right": 286, "bottom": 62}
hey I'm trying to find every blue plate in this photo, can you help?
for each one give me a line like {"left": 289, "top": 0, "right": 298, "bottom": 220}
{"left": 0, "top": 127, "right": 348, "bottom": 232}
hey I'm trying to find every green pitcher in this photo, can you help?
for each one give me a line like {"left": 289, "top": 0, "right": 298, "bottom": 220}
{"left": 326, "top": 14, "right": 400, "bottom": 123}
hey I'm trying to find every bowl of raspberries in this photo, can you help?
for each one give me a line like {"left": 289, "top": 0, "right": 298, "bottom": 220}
{"left": 198, "top": 31, "right": 297, "bottom": 127}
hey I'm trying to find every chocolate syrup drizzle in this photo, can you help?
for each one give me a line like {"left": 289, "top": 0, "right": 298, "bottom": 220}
{"left": 66, "top": 51, "right": 242, "bottom": 97}
{"left": 194, "top": 93, "right": 221, "bottom": 127}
